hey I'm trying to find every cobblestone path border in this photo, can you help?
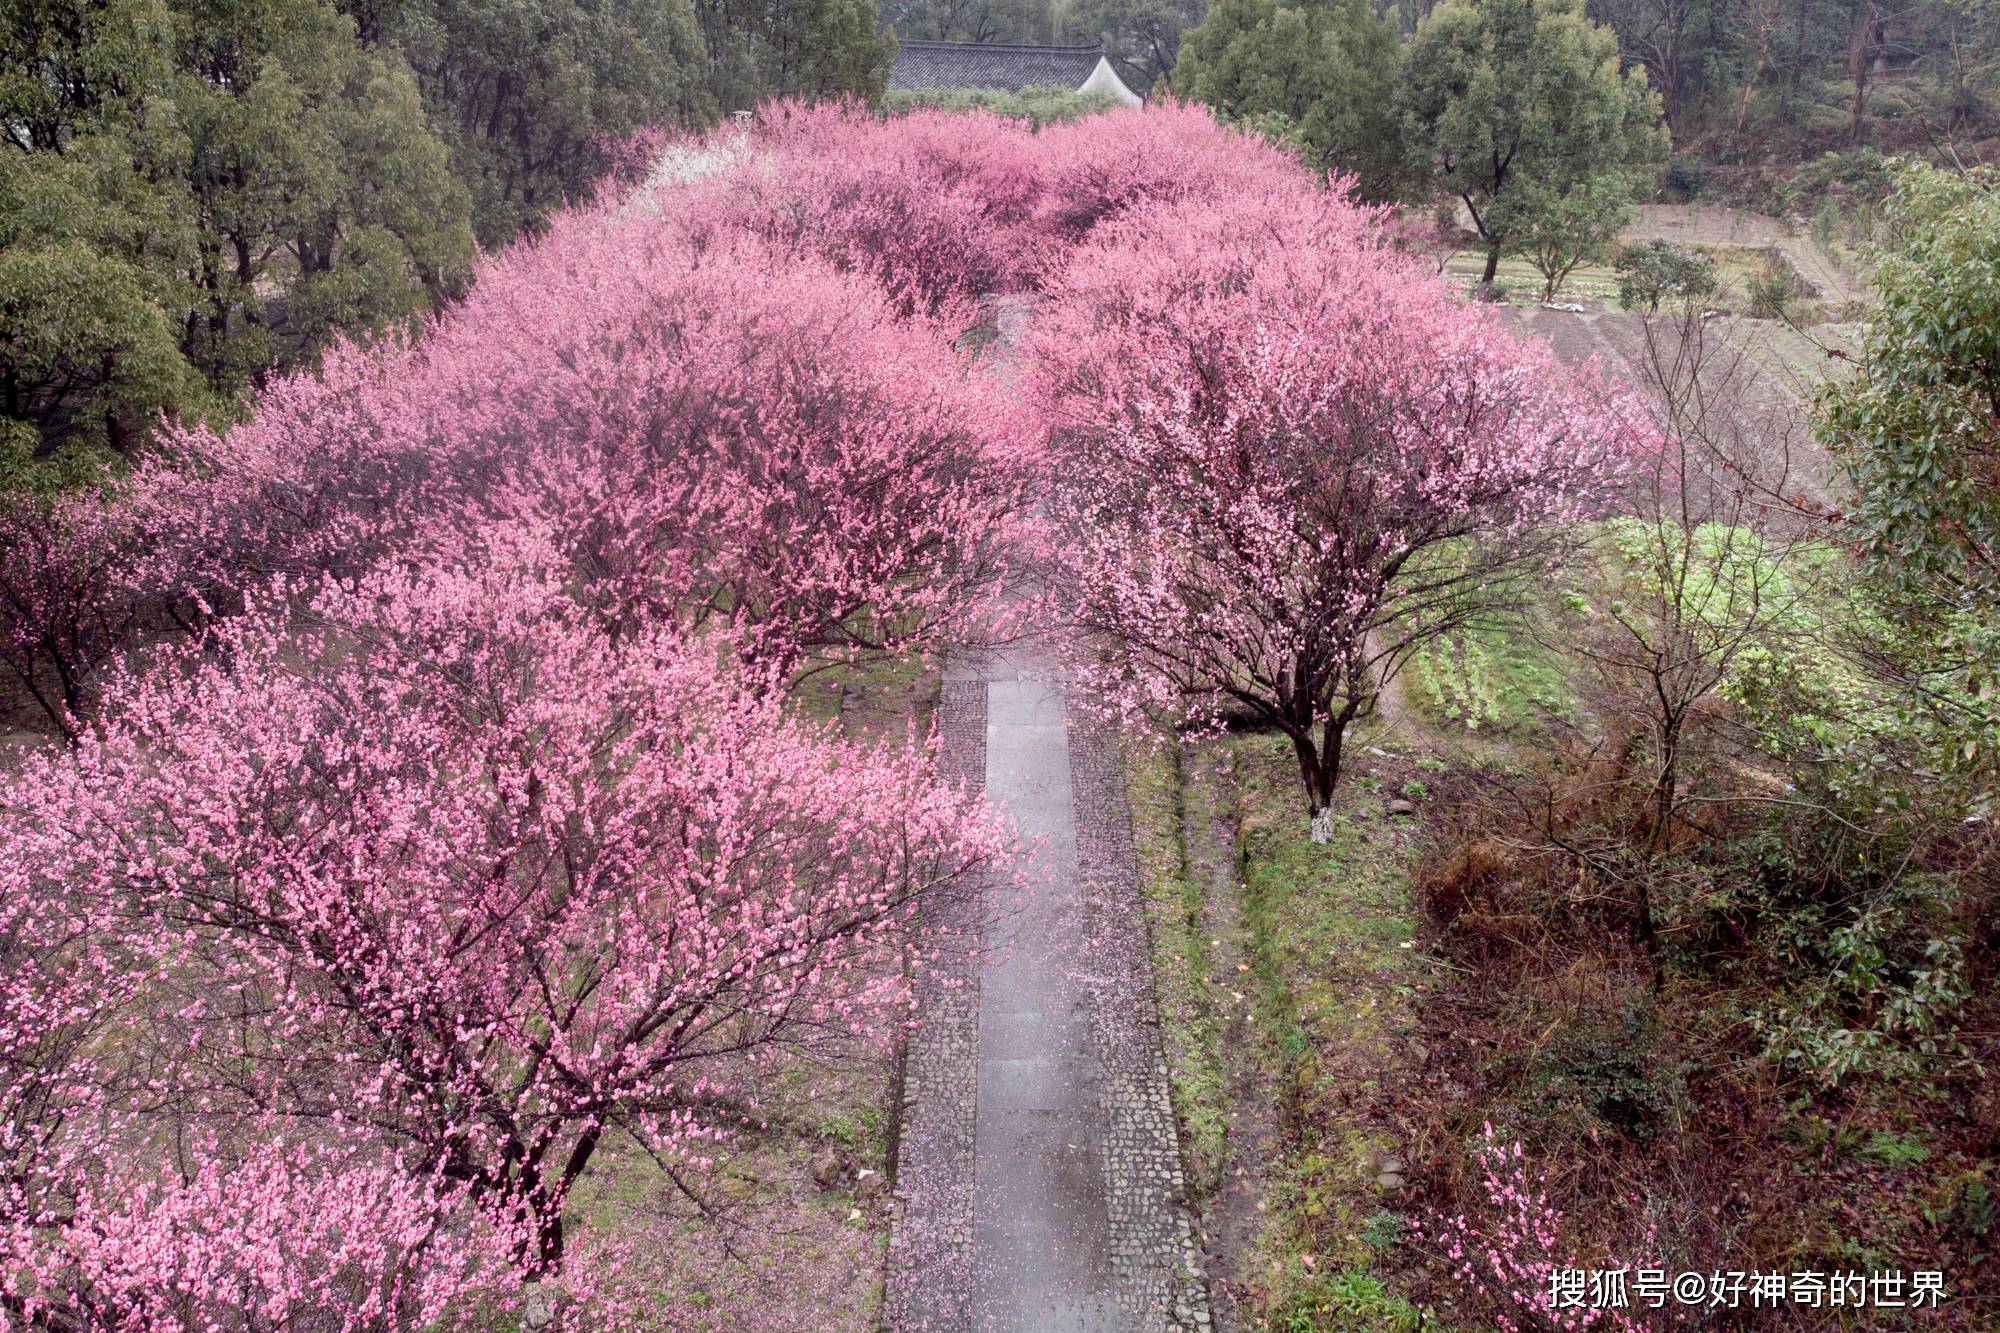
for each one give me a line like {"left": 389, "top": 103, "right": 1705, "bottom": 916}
{"left": 886, "top": 670, "right": 1211, "bottom": 1331}
{"left": 884, "top": 678, "right": 986, "bottom": 1330}
{"left": 1068, "top": 706, "right": 1212, "bottom": 1331}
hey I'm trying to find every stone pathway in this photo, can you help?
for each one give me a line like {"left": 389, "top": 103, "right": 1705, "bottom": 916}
{"left": 888, "top": 645, "right": 1210, "bottom": 1331}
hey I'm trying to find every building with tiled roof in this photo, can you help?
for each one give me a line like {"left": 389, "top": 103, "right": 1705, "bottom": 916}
{"left": 887, "top": 40, "right": 1142, "bottom": 107}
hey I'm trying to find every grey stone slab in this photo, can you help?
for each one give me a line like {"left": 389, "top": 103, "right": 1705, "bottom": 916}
{"left": 971, "top": 657, "right": 1118, "bottom": 1330}
{"left": 886, "top": 294, "right": 1208, "bottom": 1331}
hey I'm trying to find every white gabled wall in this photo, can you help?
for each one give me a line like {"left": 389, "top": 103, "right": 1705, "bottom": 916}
{"left": 1075, "top": 57, "right": 1143, "bottom": 107}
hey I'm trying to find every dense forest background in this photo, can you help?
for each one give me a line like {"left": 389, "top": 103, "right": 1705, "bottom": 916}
{"left": 0, "top": 0, "right": 893, "bottom": 485}
{"left": 895, "top": 0, "right": 2000, "bottom": 169}
{"left": 10, "top": 0, "right": 1999, "bottom": 489}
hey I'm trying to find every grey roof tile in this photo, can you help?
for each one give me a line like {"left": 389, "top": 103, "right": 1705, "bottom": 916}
{"left": 888, "top": 40, "right": 1108, "bottom": 94}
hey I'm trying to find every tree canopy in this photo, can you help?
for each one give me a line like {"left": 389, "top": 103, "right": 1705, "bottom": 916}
{"left": 1171, "top": 0, "right": 1404, "bottom": 198}
{"left": 370, "top": 0, "right": 715, "bottom": 243}
{"left": 1399, "top": 0, "right": 1666, "bottom": 287}
{"left": 1, "top": 0, "right": 474, "bottom": 480}
{"left": 1821, "top": 161, "right": 2000, "bottom": 599}
{"left": 695, "top": 0, "right": 893, "bottom": 114}
{"left": 881, "top": 0, "right": 1053, "bottom": 44}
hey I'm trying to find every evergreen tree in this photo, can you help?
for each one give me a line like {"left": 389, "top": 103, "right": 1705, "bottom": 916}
{"left": 1822, "top": 162, "right": 2000, "bottom": 599}
{"left": 1173, "top": 0, "right": 1403, "bottom": 197}
{"left": 1068, "top": 0, "right": 1203, "bottom": 93}
{"left": 881, "top": 0, "right": 1053, "bottom": 45}
{"left": 175, "top": 0, "right": 475, "bottom": 386}
{"left": 1400, "top": 0, "right": 1665, "bottom": 289}
{"left": 380, "top": 0, "right": 715, "bottom": 241}
{"left": 695, "top": 0, "right": 894, "bottom": 112}
{"left": 0, "top": 140, "right": 200, "bottom": 479}
{"left": 1, "top": 0, "right": 473, "bottom": 477}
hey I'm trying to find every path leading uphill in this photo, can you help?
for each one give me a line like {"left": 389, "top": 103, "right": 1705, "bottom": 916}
{"left": 885, "top": 307, "right": 1211, "bottom": 1332}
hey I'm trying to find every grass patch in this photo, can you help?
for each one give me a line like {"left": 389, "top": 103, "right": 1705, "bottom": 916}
{"left": 792, "top": 651, "right": 939, "bottom": 744}
{"left": 1406, "top": 617, "right": 1574, "bottom": 734}
{"left": 1441, "top": 253, "right": 1623, "bottom": 305}
{"left": 1268, "top": 1268, "right": 1429, "bottom": 1333}
{"left": 1221, "top": 731, "right": 1437, "bottom": 1323}
{"left": 1125, "top": 738, "right": 1231, "bottom": 1201}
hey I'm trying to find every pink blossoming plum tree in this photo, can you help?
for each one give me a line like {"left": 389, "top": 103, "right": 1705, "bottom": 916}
{"left": 0, "top": 556, "right": 1001, "bottom": 1312}
{"left": 145, "top": 222, "right": 1032, "bottom": 692}
{"left": 1417, "top": 1126, "right": 1660, "bottom": 1332}
{"left": 0, "top": 100, "right": 1668, "bottom": 1327}
{"left": 428, "top": 226, "right": 1034, "bottom": 680}
{"left": 0, "top": 490, "right": 153, "bottom": 741}
{"left": 1026, "top": 102, "right": 1314, "bottom": 264}
{"left": 682, "top": 101, "right": 1046, "bottom": 317}
{"left": 1028, "top": 191, "right": 1650, "bottom": 838}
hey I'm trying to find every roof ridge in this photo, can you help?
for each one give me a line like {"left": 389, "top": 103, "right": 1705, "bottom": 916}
{"left": 895, "top": 39, "right": 1106, "bottom": 53}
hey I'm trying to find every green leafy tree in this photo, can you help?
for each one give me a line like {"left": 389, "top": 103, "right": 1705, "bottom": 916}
{"left": 1815, "top": 159, "right": 2000, "bottom": 825}
{"left": 2, "top": 0, "right": 474, "bottom": 477}
{"left": 379, "top": 0, "right": 714, "bottom": 241}
{"left": 174, "top": 1, "right": 475, "bottom": 390}
{"left": 1068, "top": 0, "right": 1203, "bottom": 93}
{"left": 752, "top": 0, "right": 895, "bottom": 100}
{"left": 0, "top": 238, "right": 196, "bottom": 481}
{"left": 882, "top": 0, "right": 1053, "bottom": 44}
{"left": 692, "top": 0, "right": 892, "bottom": 115}
{"left": 1400, "top": 0, "right": 1666, "bottom": 290}
{"left": 1, "top": 0, "right": 179, "bottom": 151}
{"left": 0, "top": 126, "right": 204, "bottom": 479}
{"left": 1614, "top": 237, "right": 1718, "bottom": 312}
{"left": 1172, "top": 0, "right": 1404, "bottom": 197}
{"left": 1499, "top": 171, "right": 1636, "bottom": 301}
{"left": 1822, "top": 161, "right": 2000, "bottom": 598}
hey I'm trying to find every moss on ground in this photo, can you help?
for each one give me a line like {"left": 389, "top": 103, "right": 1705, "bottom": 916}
{"left": 1134, "top": 725, "right": 1444, "bottom": 1328}
{"left": 1126, "top": 738, "right": 1231, "bottom": 1201}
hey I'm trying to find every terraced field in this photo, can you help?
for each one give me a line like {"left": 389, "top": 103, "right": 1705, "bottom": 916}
{"left": 1443, "top": 200, "right": 1870, "bottom": 314}
{"left": 1499, "top": 306, "right": 1857, "bottom": 511}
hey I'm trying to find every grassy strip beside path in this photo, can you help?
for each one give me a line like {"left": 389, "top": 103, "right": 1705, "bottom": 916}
{"left": 1131, "top": 725, "right": 1445, "bottom": 1330}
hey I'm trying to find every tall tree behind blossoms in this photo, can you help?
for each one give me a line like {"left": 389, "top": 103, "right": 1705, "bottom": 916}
{"left": 354, "top": 0, "right": 715, "bottom": 244}
{"left": 0, "top": 0, "right": 473, "bottom": 480}
{"left": 1027, "top": 190, "right": 1649, "bottom": 840}
{"left": 0, "top": 551, "right": 1003, "bottom": 1298}
{"left": 1398, "top": 0, "right": 1665, "bottom": 293}
{"left": 1172, "top": 0, "right": 1408, "bottom": 199}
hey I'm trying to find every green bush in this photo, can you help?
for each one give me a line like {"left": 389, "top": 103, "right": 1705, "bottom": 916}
{"left": 1782, "top": 147, "right": 1895, "bottom": 213}
{"left": 1614, "top": 238, "right": 1718, "bottom": 312}
{"left": 1662, "top": 155, "right": 1705, "bottom": 201}
{"left": 1271, "top": 1269, "right": 1427, "bottom": 1332}
{"left": 1747, "top": 252, "right": 1804, "bottom": 318}
{"left": 878, "top": 86, "right": 1117, "bottom": 127}
{"left": 1750, "top": 876, "right": 1973, "bottom": 1090}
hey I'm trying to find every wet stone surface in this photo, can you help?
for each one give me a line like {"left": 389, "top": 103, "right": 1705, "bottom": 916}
{"left": 887, "top": 654, "right": 1210, "bottom": 1332}
{"left": 885, "top": 678, "right": 986, "bottom": 1331}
